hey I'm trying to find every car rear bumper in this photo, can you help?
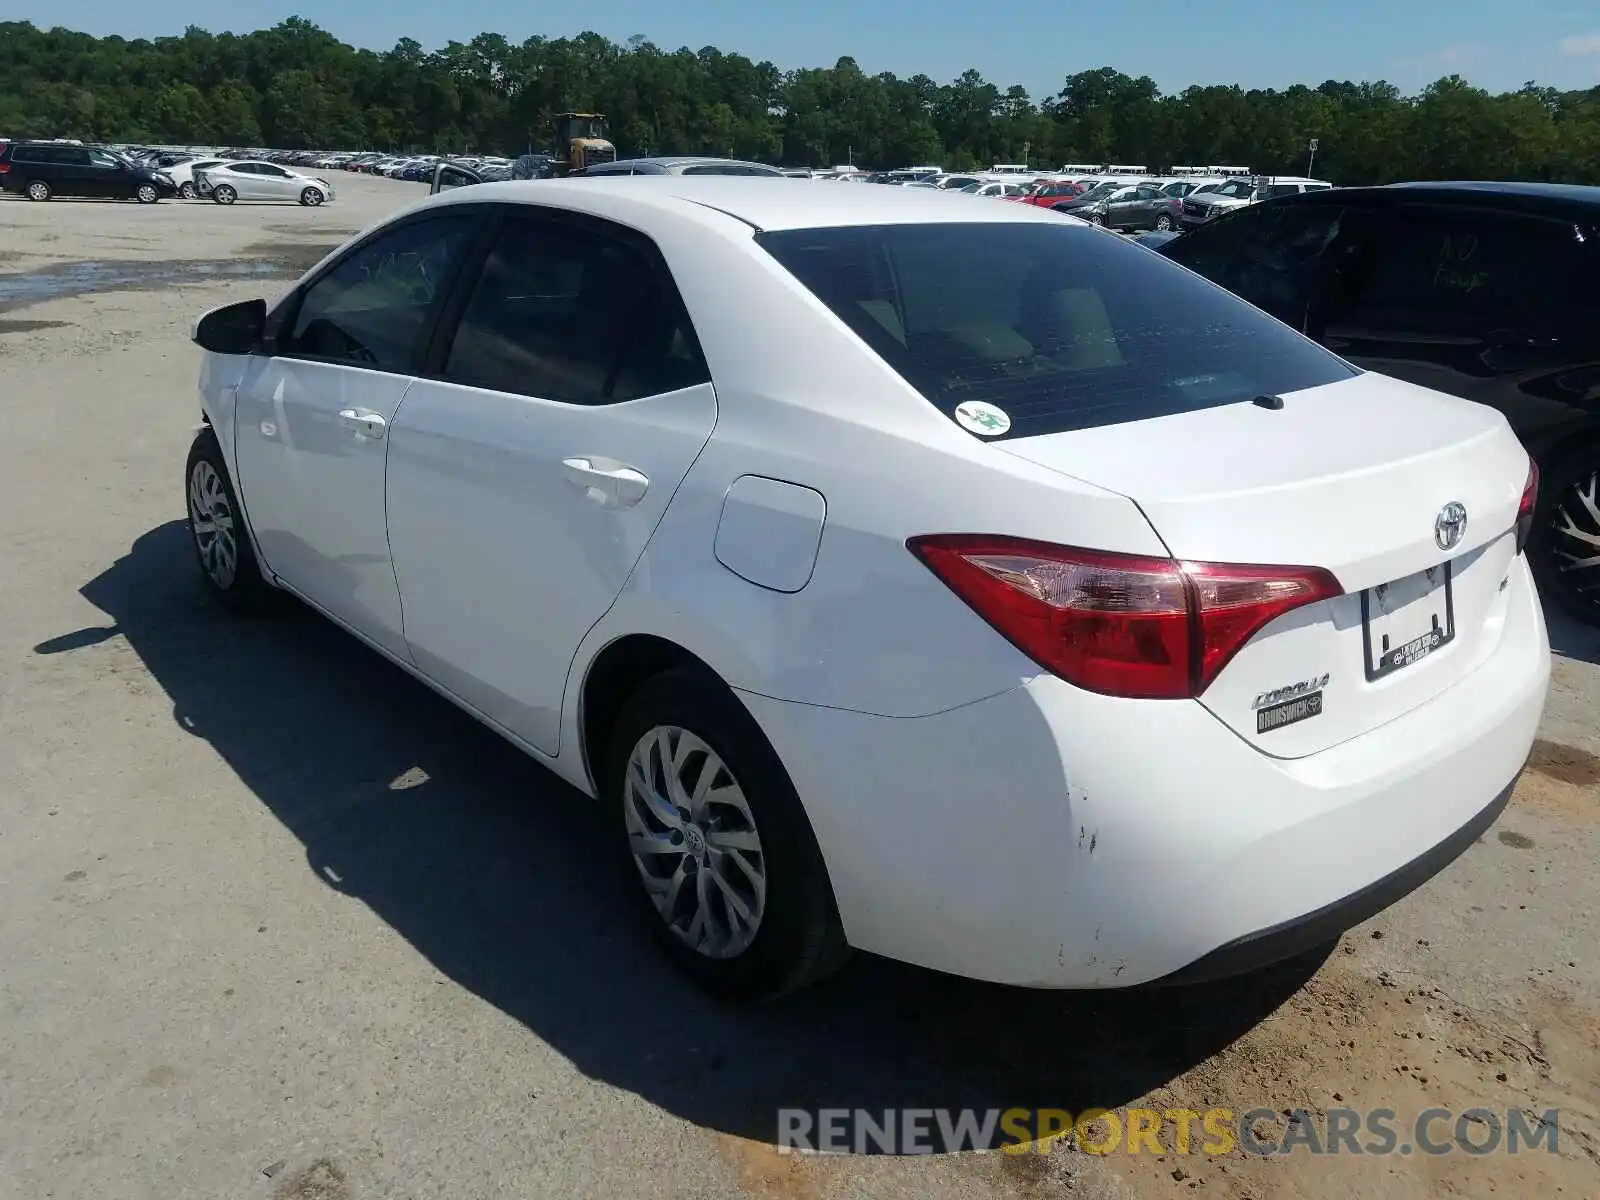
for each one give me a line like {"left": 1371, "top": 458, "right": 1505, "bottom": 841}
{"left": 739, "top": 555, "right": 1549, "bottom": 988}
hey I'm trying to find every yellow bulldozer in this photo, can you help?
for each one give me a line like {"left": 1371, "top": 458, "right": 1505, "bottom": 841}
{"left": 553, "top": 113, "right": 617, "bottom": 175}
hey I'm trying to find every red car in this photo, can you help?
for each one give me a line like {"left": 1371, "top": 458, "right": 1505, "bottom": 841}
{"left": 1011, "top": 179, "right": 1086, "bottom": 207}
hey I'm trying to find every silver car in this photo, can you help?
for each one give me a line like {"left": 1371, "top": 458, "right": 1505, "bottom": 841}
{"left": 197, "top": 161, "right": 336, "bottom": 206}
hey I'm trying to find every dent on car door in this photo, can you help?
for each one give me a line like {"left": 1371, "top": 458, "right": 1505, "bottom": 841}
{"left": 385, "top": 213, "right": 718, "bottom": 756}
{"left": 1316, "top": 205, "right": 1596, "bottom": 450}
{"left": 231, "top": 212, "right": 482, "bottom": 656}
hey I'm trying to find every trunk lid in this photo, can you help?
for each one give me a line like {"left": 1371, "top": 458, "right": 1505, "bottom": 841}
{"left": 998, "top": 372, "right": 1532, "bottom": 757}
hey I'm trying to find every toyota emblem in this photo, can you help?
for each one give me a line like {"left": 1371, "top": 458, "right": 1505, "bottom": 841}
{"left": 1435, "top": 501, "right": 1468, "bottom": 551}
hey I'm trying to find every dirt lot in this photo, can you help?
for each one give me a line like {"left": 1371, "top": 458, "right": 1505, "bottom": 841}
{"left": 0, "top": 173, "right": 1597, "bottom": 1200}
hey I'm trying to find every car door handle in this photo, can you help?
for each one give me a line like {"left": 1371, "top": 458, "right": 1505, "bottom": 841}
{"left": 338, "top": 408, "right": 387, "bottom": 439}
{"left": 561, "top": 457, "right": 650, "bottom": 508}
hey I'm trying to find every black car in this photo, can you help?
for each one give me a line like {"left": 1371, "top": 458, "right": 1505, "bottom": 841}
{"left": 1156, "top": 182, "right": 1600, "bottom": 623}
{"left": 0, "top": 140, "right": 177, "bottom": 203}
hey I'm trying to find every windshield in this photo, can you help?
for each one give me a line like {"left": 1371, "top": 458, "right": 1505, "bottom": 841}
{"left": 1079, "top": 182, "right": 1119, "bottom": 201}
{"left": 1214, "top": 180, "right": 1256, "bottom": 199}
{"left": 755, "top": 222, "right": 1353, "bottom": 439}
{"left": 559, "top": 116, "right": 605, "bottom": 140}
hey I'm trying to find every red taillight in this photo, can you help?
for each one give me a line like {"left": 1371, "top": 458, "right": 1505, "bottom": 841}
{"left": 907, "top": 535, "right": 1343, "bottom": 700}
{"left": 0, "top": 163, "right": 10, "bottom": 174}
{"left": 1515, "top": 458, "right": 1538, "bottom": 555}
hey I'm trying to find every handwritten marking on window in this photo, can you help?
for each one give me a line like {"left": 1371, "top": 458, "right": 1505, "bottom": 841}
{"left": 1432, "top": 233, "right": 1489, "bottom": 295}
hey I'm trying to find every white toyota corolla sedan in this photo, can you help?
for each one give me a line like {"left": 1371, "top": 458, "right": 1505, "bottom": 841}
{"left": 187, "top": 179, "right": 1549, "bottom": 999}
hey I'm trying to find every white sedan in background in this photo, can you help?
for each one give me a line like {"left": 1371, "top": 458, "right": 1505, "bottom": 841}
{"left": 197, "top": 160, "right": 335, "bottom": 206}
{"left": 162, "top": 157, "right": 226, "bottom": 199}
{"left": 185, "top": 179, "right": 1547, "bottom": 999}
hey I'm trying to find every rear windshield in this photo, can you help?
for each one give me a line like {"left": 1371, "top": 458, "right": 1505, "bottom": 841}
{"left": 755, "top": 222, "right": 1355, "bottom": 438}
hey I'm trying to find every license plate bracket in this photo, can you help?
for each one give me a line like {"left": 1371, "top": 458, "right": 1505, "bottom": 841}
{"left": 1361, "top": 561, "right": 1455, "bottom": 682}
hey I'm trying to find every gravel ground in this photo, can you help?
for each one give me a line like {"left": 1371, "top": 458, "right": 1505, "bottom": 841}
{"left": 0, "top": 174, "right": 1596, "bottom": 1200}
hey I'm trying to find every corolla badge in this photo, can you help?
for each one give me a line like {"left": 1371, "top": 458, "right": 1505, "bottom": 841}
{"left": 1434, "top": 502, "right": 1468, "bottom": 551}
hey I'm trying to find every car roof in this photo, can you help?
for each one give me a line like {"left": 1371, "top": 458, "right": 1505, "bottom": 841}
{"left": 425, "top": 176, "right": 1071, "bottom": 231}
{"left": 599, "top": 156, "right": 776, "bottom": 170}
{"left": 1264, "top": 180, "right": 1600, "bottom": 221}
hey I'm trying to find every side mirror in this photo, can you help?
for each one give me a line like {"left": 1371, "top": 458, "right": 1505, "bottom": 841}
{"left": 192, "top": 298, "right": 266, "bottom": 355}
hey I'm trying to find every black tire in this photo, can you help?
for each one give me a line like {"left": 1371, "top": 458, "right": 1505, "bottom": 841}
{"left": 299, "top": 186, "right": 324, "bottom": 207}
{"left": 1085, "top": 211, "right": 1104, "bottom": 225}
{"left": 179, "top": 181, "right": 197, "bottom": 199}
{"left": 1155, "top": 214, "right": 1174, "bottom": 231}
{"left": 1531, "top": 441, "right": 1600, "bottom": 626}
{"left": 606, "top": 668, "right": 848, "bottom": 1000}
{"left": 25, "top": 179, "right": 51, "bottom": 201}
{"left": 212, "top": 184, "right": 237, "bottom": 205}
{"left": 184, "top": 427, "right": 275, "bottom": 611}
{"left": 136, "top": 183, "right": 160, "bottom": 204}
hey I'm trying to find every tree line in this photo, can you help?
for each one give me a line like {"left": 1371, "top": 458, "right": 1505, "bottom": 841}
{"left": 3, "top": 17, "right": 1598, "bottom": 183}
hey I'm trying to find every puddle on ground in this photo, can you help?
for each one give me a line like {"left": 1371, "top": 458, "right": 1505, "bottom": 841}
{"left": 241, "top": 240, "right": 346, "bottom": 273}
{"left": 0, "top": 318, "right": 73, "bottom": 336}
{"left": 0, "top": 259, "right": 295, "bottom": 312}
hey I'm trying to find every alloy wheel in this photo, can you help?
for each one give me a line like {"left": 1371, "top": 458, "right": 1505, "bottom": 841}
{"left": 137, "top": 184, "right": 158, "bottom": 203}
{"left": 1156, "top": 214, "right": 1173, "bottom": 230}
{"left": 26, "top": 181, "right": 50, "bottom": 201}
{"left": 180, "top": 182, "right": 197, "bottom": 199}
{"left": 1549, "top": 466, "right": 1600, "bottom": 613}
{"left": 623, "top": 725, "right": 767, "bottom": 959}
{"left": 188, "top": 460, "right": 239, "bottom": 590}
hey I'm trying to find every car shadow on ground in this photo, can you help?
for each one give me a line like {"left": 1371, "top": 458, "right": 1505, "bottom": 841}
{"left": 1545, "top": 604, "right": 1600, "bottom": 667}
{"left": 37, "top": 520, "right": 1327, "bottom": 1150}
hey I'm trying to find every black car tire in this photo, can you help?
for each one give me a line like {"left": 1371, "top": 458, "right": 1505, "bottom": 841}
{"left": 1531, "top": 440, "right": 1600, "bottom": 626}
{"left": 136, "top": 183, "right": 160, "bottom": 204}
{"left": 606, "top": 667, "right": 849, "bottom": 1001}
{"left": 1085, "top": 211, "right": 1104, "bottom": 225}
{"left": 299, "top": 187, "right": 324, "bottom": 207}
{"left": 25, "top": 180, "right": 51, "bottom": 201}
{"left": 184, "top": 427, "right": 276, "bottom": 612}
{"left": 179, "top": 182, "right": 197, "bottom": 199}
{"left": 1156, "top": 214, "right": 1174, "bottom": 231}
{"left": 212, "top": 184, "right": 237, "bottom": 205}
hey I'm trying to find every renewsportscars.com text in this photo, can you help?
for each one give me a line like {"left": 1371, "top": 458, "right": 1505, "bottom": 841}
{"left": 777, "top": 1106, "right": 1561, "bottom": 1157}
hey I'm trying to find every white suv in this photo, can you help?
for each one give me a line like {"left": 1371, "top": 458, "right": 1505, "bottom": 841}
{"left": 1180, "top": 176, "right": 1332, "bottom": 228}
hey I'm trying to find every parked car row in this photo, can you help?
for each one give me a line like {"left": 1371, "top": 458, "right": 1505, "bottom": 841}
{"left": 0, "top": 140, "right": 178, "bottom": 202}
{"left": 0, "top": 140, "right": 339, "bottom": 206}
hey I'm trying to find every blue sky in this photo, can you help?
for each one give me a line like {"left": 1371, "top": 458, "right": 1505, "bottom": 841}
{"left": 20, "top": 0, "right": 1600, "bottom": 100}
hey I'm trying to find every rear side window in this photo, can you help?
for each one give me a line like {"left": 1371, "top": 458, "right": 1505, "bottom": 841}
{"left": 756, "top": 222, "right": 1354, "bottom": 438}
{"left": 441, "top": 219, "right": 708, "bottom": 404}
{"left": 1338, "top": 207, "right": 1586, "bottom": 332}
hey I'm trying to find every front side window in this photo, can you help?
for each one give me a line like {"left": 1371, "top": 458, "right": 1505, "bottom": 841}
{"left": 441, "top": 219, "right": 709, "bottom": 404}
{"left": 88, "top": 150, "right": 120, "bottom": 169}
{"left": 281, "top": 214, "right": 478, "bottom": 372}
{"left": 1161, "top": 201, "right": 1373, "bottom": 328}
{"left": 757, "top": 221, "right": 1354, "bottom": 439}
